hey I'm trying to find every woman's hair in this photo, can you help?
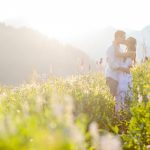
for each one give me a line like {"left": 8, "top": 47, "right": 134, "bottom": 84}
{"left": 126, "top": 37, "right": 137, "bottom": 64}
{"left": 126, "top": 37, "right": 137, "bottom": 52}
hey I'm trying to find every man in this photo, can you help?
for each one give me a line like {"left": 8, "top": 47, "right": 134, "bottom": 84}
{"left": 105, "top": 30, "right": 135, "bottom": 97}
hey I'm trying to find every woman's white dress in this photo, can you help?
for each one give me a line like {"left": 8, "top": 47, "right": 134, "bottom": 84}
{"left": 116, "top": 58, "right": 133, "bottom": 110}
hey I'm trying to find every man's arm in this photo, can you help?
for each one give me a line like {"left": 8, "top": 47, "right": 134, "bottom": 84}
{"left": 106, "top": 56, "right": 120, "bottom": 70}
{"left": 114, "top": 44, "right": 136, "bottom": 59}
{"left": 115, "top": 67, "right": 130, "bottom": 74}
{"left": 107, "top": 57, "right": 130, "bottom": 73}
{"left": 106, "top": 46, "right": 132, "bottom": 72}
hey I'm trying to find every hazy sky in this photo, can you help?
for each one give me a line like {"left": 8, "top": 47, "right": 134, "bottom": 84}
{"left": 0, "top": 0, "right": 150, "bottom": 41}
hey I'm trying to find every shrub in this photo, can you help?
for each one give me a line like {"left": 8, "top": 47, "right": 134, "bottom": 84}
{"left": 122, "top": 60, "right": 150, "bottom": 149}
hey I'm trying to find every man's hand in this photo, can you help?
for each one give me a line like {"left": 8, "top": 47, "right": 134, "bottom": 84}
{"left": 116, "top": 67, "right": 130, "bottom": 74}
{"left": 122, "top": 68, "right": 130, "bottom": 74}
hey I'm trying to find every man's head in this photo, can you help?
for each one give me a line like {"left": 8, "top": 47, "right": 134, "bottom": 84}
{"left": 114, "top": 30, "right": 126, "bottom": 44}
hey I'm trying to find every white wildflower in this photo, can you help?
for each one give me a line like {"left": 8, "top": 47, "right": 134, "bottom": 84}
{"left": 22, "top": 101, "right": 29, "bottom": 116}
{"left": 138, "top": 94, "right": 143, "bottom": 103}
{"left": 147, "top": 94, "right": 150, "bottom": 100}
{"left": 36, "top": 95, "right": 44, "bottom": 112}
{"left": 30, "top": 138, "right": 34, "bottom": 142}
{"left": 64, "top": 95, "right": 74, "bottom": 125}
{"left": 0, "top": 92, "right": 7, "bottom": 100}
{"left": 16, "top": 109, "right": 21, "bottom": 113}
{"left": 147, "top": 145, "right": 150, "bottom": 149}
{"left": 51, "top": 102, "right": 64, "bottom": 118}
{"left": 89, "top": 122, "right": 101, "bottom": 150}
{"left": 100, "top": 134, "right": 122, "bottom": 150}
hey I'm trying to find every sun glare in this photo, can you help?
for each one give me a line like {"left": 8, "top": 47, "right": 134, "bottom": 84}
{"left": 0, "top": 0, "right": 150, "bottom": 41}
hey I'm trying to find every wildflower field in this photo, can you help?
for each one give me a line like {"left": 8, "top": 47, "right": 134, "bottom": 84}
{"left": 0, "top": 60, "right": 150, "bottom": 150}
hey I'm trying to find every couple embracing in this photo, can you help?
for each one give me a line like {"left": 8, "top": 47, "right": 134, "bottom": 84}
{"left": 105, "top": 30, "right": 136, "bottom": 111}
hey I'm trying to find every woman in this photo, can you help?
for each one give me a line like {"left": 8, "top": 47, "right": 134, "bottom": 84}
{"left": 116, "top": 37, "right": 136, "bottom": 110}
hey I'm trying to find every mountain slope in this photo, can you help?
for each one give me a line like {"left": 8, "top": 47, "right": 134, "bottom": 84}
{"left": 0, "top": 23, "right": 96, "bottom": 85}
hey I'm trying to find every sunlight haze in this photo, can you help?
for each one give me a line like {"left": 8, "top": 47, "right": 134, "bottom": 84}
{"left": 0, "top": 0, "right": 150, "bottom": 41}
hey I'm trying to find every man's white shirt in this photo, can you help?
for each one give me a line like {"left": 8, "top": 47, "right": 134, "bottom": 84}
{"left": 105, "top": 44, "right": 122, "bottom": 81}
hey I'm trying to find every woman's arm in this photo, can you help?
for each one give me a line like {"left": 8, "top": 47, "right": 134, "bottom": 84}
{"left": 115, "top": 67, "right": 130, "bottom": 74}
{"left": 114, "top": 43, "right": 136, "bottom": 59}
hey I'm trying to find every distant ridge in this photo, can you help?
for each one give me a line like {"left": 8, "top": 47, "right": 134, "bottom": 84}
{"left": 0, "top": 23, "right": 96, "bottom": 85}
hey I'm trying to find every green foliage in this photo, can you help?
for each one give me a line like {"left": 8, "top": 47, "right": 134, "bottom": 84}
{"left": 122, "top": 102, "right": 150, "bottom": 150}
{"left": 122, "top": 60, "right": 150, "bottom": 150}
{"left": 66, "top": 74, "right": 115, "bottom": 129}
{"left": 132, "top": 60, "right": 150, "bottom": 103}
{"left": 0, "top": 73, "right": 115, "bottom": 150}
{"left": 0, "top": 60, "right": 150, "bottom": 149}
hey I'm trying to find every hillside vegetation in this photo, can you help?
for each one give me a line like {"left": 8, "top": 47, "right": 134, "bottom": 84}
{"left": 0, "top": 60, "right": 150, "bottom": 150}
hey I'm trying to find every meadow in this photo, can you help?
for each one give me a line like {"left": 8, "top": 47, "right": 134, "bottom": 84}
{"left": 0, "top": 60, "right": 150, "bottom": 150}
